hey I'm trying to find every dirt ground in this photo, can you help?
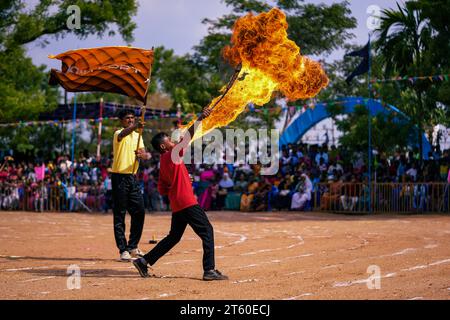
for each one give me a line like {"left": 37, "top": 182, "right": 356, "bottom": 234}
{"left": 0, "top": 210, "right": 449, "bottom": 300}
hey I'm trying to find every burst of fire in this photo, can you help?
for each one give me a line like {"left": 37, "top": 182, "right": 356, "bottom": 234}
{"left": 190, "top": 8, "right": 329, "bottom": 140}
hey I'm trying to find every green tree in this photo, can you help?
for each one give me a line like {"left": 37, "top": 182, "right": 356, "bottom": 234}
{"left": 327, "top": 103, "right": 415, "bottom": 164}
{"left": 0, "top": 46, "right": 59, "bottom": 121}
{"left": 2, "top": 0, "right": 137, "bottom": 48}
{"left": 150, "top": 46, "right": 223, "bottom": 113}
{"left": 0, "top": 123, "right": 64, "bottom": 159}
{"left": 375, "top": 1, "right": 449, "bottom": 160}
{"left": 0, "top": 0, "right": 139, "bottom": 123}
{"left": 195, "top": 0, "right": 356, "bottom": 74}
{"left": 72, "top": 92, "right": 128, "bottom": 104}
{"left": 410, "top": 0, "right": 450, "bottom": 122}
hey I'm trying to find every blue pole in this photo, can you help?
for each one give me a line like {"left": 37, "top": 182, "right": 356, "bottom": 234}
{"left": 368, "top": 34, "right": 372, "bottom": 214}
{"left": 70, "top": 94, "right": 77, "bottom": 188}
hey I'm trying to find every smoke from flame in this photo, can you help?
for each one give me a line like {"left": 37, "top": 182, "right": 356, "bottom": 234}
{"left": 190, "top": 8, "right": 329, "bottom": 140}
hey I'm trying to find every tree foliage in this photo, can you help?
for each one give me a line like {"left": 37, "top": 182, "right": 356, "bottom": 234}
{"left": 1, "top": 0, "right": 137, "bottom": 49}
{"left": 327, "top": 103, "right": 415, "bottom": 161}
{"left": 0, "top": 0, "right": 139, "bottom": 123}
{"left": 195, "top": 0, "right": 356, "bottom": 74}
{"left": 151, "top": 47, "right": 223, "bottom": 113}
{"left": 0, "top": 0, "right": 139, "bottom": 157}
{"left": 373, "top": 0, "right": 450, "bottom": 158}
{"left": 0, "top": 46, "right": 58, "bottom": 121}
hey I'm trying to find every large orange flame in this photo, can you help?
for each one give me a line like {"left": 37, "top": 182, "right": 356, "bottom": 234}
{"left": 191, "top": 8, "right": 329, "bottom": 140}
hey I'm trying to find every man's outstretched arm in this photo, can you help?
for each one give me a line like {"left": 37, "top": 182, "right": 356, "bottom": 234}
{"left": 185, "top": 107, "right": 212, "bottom": 144}
{"left": 171, "top": 107, "right": 212, "bottom": 163}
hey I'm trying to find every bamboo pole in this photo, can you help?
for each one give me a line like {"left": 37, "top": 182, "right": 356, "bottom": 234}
{"left": 132, "top": 105, "right": 146, "bottom": 175}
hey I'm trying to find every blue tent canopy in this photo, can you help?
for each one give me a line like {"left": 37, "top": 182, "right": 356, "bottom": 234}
{"left": 279, "top": 96, "right": 431, "bottom": 159}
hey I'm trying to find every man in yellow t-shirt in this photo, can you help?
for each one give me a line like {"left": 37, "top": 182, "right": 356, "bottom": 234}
{"left": 111, "top": 109, "right": 151, "bottom": 262}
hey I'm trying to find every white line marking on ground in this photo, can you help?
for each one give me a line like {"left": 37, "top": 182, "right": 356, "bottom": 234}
{"left": 333, "top": 273, "right": 397, "bottom": 288}
{"left": 283, "top": 293, "right": 313, "bottom": 300}
{"left": 216, "top": 230, "right": 248, "bottom": 246}
{"left": 401, "top": 265, "right": 427, "bottom": 271}
{"left": 333, "top": 258, "right": 450, "bottom": 289}
{"left": 2, "top": 261, "right": 100, "bottom": 272}
{"left": 233, "top": 253, "right": 314, "bottom": 270}
{"left": 240, "top": 233, "right": 304, "bottom": 256}
{"left": 163, "top": 259, "right": 195, "bottom": 265}
{"left": 21, "top": 276, "right": 56, "bottom": 282}
{"left": 321, "top": 264, "right": 342, "bottom": 270}
{"left": 157, "top": 293, "right": 176, "bottom": 298}
{"left": 390, "top": 248, "right": 417, "bottom": 256}
{"left": 232, "top": 279, "right": 259, "bottom": 284}
{"left": 285, "top": 271, "right": 305, "bottom": 276}
{"left": 241, "top": 249, "right": 276, "bottom": 256}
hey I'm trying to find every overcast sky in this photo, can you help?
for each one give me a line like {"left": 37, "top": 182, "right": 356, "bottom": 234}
{"left": 26, "top": 0, "right": 404, "bottom": 70}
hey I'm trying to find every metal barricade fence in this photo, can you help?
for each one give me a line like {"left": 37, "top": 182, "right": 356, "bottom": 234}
{"left": 0, "top": 184, "right": 105, "bottom": 212}
{"left": 2, "top": 182, "right": 449, "bottom": 214}
{"left": 312, "top": 182, "right": 450, "bottom": 214}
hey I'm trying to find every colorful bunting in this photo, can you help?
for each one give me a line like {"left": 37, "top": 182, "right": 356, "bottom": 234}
{"left": 371, "top": 74, "right": 449, "bottom": 84}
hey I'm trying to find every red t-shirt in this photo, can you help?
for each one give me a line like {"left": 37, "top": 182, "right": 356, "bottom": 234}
{"left": 157, "top": 145, "right": 197, "bottom": 213}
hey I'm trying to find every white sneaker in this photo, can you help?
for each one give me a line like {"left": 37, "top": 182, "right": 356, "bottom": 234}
{"left": 130, "top": 248, "right": 145, "bottom": 258}
{"left": 120, "top": 251, "right": 132, "bottom": 262}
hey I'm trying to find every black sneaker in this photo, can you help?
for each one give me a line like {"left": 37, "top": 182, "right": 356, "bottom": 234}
{"left": 133, "top": 257, "right": 150, "bottom": 278}
{"left": 203, "top": 269, "right": 229, "bottom": 281}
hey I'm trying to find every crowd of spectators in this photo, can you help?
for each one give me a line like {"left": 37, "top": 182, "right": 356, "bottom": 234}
{"left": 1, "top": 143, "right": 449, "bottom": 213}
{"left": 0, "top": 152, "right": 112, "bottom": 212}
{"left": 187, "top": 143, "right": 450, "bottom": 213}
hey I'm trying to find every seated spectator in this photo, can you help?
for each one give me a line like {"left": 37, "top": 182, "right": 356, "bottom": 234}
{"left": 413, "top": 175, "right": 428, "bottom": 212}
{"left": 291, "top": 173, "right": 312, "bottom": 211}
{"left": 217, "top": 173, "right": 234, "bottom": 209}
{"left": 318, "top": 157, "right": 327, "bottom": 174}
{"left": 406, "top": 163, "right": 418, "bottom": 182}
{"left": 234, "top": 173, "right": 248, "bottom": 193}
{"left": 315, "top": 146, "right": 329, "bottom": 166}
{"left": 327, "top": 160, "right": 344, "bottom": 176}
{"left": 320, "top": 175, "right": 342, "bottom": 210}
{"left": 272, "top": 178, "right": 292, "bottom": 210}
{"left": 252, "top": 179, "right": 271, "bottom": 212}
{"left": 240, "top": 178, "right": 259, "bottom": 212}
{"left": 340, "top": 175, "right": 358, "bottom": 211}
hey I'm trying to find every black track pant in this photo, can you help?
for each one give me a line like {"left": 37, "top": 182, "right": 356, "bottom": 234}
{"left": 112, "top": 173, "right": 145, "bottom": 254}
{"left": 143, "top": 204, "right": 215, "bottom": 271}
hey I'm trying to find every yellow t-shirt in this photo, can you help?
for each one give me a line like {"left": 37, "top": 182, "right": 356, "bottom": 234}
{"left": 111, "top": 129, "right": 145, "bottom": 174}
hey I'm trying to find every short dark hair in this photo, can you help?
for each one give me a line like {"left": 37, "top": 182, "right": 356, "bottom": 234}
{"left": 117, "top": 109, "right": 135, "bottom": 120}
{"left": 151, "top": 132, "right": 169, "bottom": 153}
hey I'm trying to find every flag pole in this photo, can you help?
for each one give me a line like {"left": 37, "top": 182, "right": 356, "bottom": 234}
{"left": 96, "top": 97, "right": 104, "bottom": 161}
{"left": 69, "top": 93, "right": 77, "bottom": 212}
{"left": 70, "top": 93, "right": 77, "bottom": 188}
{"left": 132, "top": 49, "right": 153, "bottom": 176}
{"left": 368, "top": 33, "right": 373, "bottom": 214}
{"left": 132, "top": 104, "right": 146, "bottom": 175}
